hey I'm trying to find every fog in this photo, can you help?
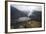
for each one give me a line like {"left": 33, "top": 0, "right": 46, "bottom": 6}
{"left": 12, "top": 5, "right": 42, "bottom": 16}
{"left": 11, "top": 5, "right": 42, "bottom": 28}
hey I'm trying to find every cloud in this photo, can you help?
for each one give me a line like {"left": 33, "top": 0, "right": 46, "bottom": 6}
{"left": 11, "top": 4, "right": 42, "bottom": 16}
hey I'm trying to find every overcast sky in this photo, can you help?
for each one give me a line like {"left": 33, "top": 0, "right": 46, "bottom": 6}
{"left": 11, "top": 5, "right": 42, "bottom": 16}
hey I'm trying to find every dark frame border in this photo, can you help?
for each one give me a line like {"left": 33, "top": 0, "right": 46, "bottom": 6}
{"left": 5, "top": 1, "right": 45, "bottom": 33}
